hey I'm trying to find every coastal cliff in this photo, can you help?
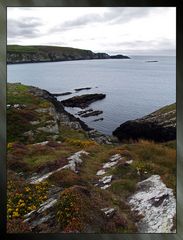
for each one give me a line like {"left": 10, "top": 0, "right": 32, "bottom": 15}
{"left": 7, "top": 45, "right": 130, "bottom": 64}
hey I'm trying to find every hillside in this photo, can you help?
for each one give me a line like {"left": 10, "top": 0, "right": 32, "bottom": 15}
{"left": 7, "top": 45, "right": 130, "bottom": 64}
{"left": 7, "top": 83, "right": 176, "bottom": 233}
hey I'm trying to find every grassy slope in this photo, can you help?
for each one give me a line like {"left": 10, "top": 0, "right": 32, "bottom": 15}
{"left": 7, "top": 45, "right": 94, "bottom": 55}
{"left": 151, "top": 103, "right": 176, "bottom": 115}
{"left": 7, "top": 83, "right": 176, "bottom": 233}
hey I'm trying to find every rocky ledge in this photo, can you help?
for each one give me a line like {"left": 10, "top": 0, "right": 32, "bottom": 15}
{"left": 113, "top": 103, "right": 176, "bottom": 142}
{"left": 61, "top": 93, "right": 106, "bottom": 109}
{"left": 77, "top": 109, "right": 103, "bottom": 118}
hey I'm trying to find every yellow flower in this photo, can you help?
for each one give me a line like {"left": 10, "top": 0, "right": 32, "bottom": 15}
{"left": 12, "top": 212, "right": 19, "bottom": 217}
{"left": 7, "top": 208, "right": 12, "bottom": 213}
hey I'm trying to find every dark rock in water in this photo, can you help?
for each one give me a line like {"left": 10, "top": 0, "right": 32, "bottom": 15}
{"left": 113, "top": 103, "right": 176, "bottom": 142}
{"left": 75, "top": 87, "right": 92, "bottom": 92}
{"left": 61, "top": 93, "right": 106, "bottom": 109}
{"left": 110, "top": 54, "right": 130, "bottom": 59}
{"left": 93, "top": 118, "right": 104, "bottom": 122}
{"left": 81, "top": 110, "right": 103, "bottom": 118}
{"left": 146, "top": 60, "right": 158, "bottom": 63}
{"left": 77, "top": 108, "right": 93, "bottom": 116}
{"left": 52, "top": 92, "right": 72, "bottom": 96}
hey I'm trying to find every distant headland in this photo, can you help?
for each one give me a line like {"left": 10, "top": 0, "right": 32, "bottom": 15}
{"left": 7, "top": 45, "right": 130, "bottom": 64}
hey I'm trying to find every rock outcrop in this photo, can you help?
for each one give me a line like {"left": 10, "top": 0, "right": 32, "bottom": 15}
{"left": 30, "top": 150, "right": 89, "bottom": 184}
{"left": 113, "top": 103, "right": 176, "bottom": 142}
{"left": 28, "top": 86, "right": 91, "bottom": 132}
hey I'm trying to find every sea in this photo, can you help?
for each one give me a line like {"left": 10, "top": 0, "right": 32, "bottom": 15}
{"left": 7, "top": 55, "right": 176, "bottom": 135}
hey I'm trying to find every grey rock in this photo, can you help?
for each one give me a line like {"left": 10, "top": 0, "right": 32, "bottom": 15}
{"left": 128, "top": 175, "right": 176, "bottom": 233}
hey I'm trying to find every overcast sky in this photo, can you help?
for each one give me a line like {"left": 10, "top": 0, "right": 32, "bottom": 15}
{"left": 7, "top": 7, "right": 176, "bottom": 56}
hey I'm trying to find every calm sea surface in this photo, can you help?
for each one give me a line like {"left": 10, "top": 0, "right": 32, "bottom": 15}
{"left": 7, "top": 56, "right": 176, "bottom": 135}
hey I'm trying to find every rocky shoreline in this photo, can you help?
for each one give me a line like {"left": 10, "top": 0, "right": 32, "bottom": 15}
{"left": 27, "top": 85, "right": 115, "bottom": 145}
{"left": 28, "top": 86, "right": 91, "bottom": 132}
{"left": 28, "top": 86, "right": 176, "bottom": 143}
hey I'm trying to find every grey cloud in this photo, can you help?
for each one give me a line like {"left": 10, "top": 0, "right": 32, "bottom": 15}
{"left": 51, "top": 7, "right": 155, "bottom": 32}
{"left": 102, "top": 7, "right": 152, "bottom": 24}
{"left": 104, "top": 38, "right": 175, "bottom": 50}
{"left": 8, "top": 17, "right": 42, "bottom": 39}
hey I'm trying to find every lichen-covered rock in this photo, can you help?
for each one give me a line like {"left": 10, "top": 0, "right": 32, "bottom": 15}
{"left": 128, "top": 175, "right": 176, "bottom": 233}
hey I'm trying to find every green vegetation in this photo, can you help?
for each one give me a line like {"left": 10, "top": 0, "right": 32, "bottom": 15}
{"left": 153, "top": 103, "right": 176, "bottom": 115}
{"left": 7, "top": 45, "right": 38, "bottom": 53}
{"left": 7, "top": 83, "right": 50, "bottom": 106}
{"left": 7, "top": 44, "right": 92, "bottom": 54}
{"left": 7, "top": 172, "right": 48, "bottom": 220}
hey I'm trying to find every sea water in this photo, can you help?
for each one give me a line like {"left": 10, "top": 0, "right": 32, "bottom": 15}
{"left": 7, "top": 55, "right": 176, "bottom": 135}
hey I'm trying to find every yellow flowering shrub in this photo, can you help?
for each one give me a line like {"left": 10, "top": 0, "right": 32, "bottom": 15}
{"left": 7, "top": 180, "right": 48, "bottom": 220}
{"left": 64, "top": 138, "right": 97, "bottom": 148}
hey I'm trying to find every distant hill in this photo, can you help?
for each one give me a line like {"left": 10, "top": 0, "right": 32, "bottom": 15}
{"left": 7, "top": 45, "right": 130, "bottom": 64}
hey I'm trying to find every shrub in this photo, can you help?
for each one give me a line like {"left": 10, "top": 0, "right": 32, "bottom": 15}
{"left": 7, "top": 180, "right": 48, "bottom": 221}
{"left": 57, "top": 187, "right": 84, "bottom": 231}
{"left": 7, "top": 218, "right": 31, "bottom": 233}
{"left": 48, "top": 169, "right": 83, "bottom": 188}
{"left": 56, "top": 186, "right": 105, "bottom": 232}
{"left": 7, "top": 157, "right": 30, "bottom": 172}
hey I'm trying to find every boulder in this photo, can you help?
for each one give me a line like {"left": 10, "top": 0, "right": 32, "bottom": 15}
{"left": 128, "top": 175, "right": 176, "bottom": 233}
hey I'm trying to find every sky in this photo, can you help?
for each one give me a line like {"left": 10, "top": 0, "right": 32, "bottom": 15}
{"left": 7, "top": 7, "right": 176, "bottom": 56}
